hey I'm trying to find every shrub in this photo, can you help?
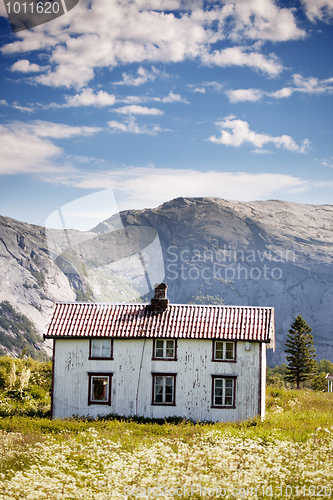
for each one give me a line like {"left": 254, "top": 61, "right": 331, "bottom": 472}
{"left": 267, "top": 374, "right": 285, "bottom": 388}
{"left": 312, "top": 371, "right": 328, "bottom": 391}
{"left": 0, "top": 357, "right": 51, "bottom": 417}
{"left": 75, "top": 286, "right": 94, "bottom": 302}
{"left": 29, "top": 270, "right": 45, "bottom": 288}
{"left": 0, "top": 366, "right": 7, "bottom": 390}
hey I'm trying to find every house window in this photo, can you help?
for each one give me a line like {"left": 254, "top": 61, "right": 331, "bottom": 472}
{"left": 153, "top": 339, "right": 176, "bottom": 360}
{"left": 89, "top": 338, "right": 113, "bottom": 359}
{"left": 152, "top": 373, "right": 176, "bottom": 405}
{"left": 212, "top": 341, "right": 236, "bottom": 361}
{"left": 212, "top": 376, "right": 236, "bottom": 408}
{"left": 88, "top": 373, "right": 112, "bottom": 405}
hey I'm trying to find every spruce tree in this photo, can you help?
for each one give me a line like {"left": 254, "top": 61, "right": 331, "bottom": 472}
{"left": 284, "top": 315, "right": 317, "bottom": 389}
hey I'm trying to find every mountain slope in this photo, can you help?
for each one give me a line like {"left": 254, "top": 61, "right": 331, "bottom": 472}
{"left": 0, "top": 216, "right": 82, "bottom": 356}
{"left": 0, "top": 198, "right": 332, "bottom": 364}
{"left": 102, "top": 197, "right": 333, "bottom": 364}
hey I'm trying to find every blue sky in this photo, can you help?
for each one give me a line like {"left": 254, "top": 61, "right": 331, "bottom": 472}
{"left": 0, "top": 0, "right": 332, "bottom": 227}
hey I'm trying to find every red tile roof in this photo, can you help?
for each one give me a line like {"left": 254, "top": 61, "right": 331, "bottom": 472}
{"left": 45, "top": 302, "right": 275, "bottom": 346}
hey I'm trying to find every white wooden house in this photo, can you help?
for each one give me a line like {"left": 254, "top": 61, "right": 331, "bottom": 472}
{"left": 325, "top": 374, "right": 333, "bottom": 392}
{"left": 44, "top": 283, "right": 275, "bottom": 422}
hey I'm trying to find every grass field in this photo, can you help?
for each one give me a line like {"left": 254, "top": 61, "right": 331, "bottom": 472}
{"left": 0, "top": 388, "right": 332, "bottom": 499}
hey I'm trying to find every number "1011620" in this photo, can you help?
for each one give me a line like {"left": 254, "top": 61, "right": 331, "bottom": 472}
{"left": 5, "top": 2, "right": 61, "bottom": 14}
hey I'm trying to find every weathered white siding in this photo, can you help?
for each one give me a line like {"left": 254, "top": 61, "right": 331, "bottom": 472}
{"left": 260, "top": 343, "right": 266, "bottom": 418}
{"left": 53, "top": 338, "right": 265, "bottom": 422}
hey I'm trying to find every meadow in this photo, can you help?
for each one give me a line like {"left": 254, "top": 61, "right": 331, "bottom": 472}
{"left": 0, "top": 388, "right": 332, "bottom": 500}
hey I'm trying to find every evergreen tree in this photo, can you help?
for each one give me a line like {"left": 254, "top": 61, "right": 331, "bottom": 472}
{"left": 284, "top": 315, "right": 317, "bottom": 389}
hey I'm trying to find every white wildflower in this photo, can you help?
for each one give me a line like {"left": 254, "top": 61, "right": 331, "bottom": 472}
{"left": 19, "top": 367, "right": 31, "bottom": 395}
{"left": 8, "top": 363, "right": 16, "bottom": 390}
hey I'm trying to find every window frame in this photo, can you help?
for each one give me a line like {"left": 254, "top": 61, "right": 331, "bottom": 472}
{"left": 89, "top": 338, "right": 113, "bottom": 360}
{"left": 212, "top": 340, "right": 236, "bottom": 362}
{"left": 211, "top": 375, "right": 236, "bottom": 409}
{"left": 88, "top": 372, "right": 112, "bottom": 406}
{"left": 151, "top": 373, "right": 177, "bottom": 406}
{"left": 152, "top": 338, "right": 177, "bottom": 361}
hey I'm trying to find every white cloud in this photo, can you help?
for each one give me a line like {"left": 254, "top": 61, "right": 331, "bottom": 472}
{"left": 15, "top": 2, "right": 209, "bottom": 88}
{"left": 226, "top": 0, "right": 306, "bottom": 42}
{"left": 318, "top": 157, "right": 333, "bottom": 168}
{"left": 12, "top": 103, "right": 35, "bottom": 113}
{"left": 226, "top": 73, "right": 333, "bottom": 102}
{"left": 113, "top": 66, "right": 164, "bottom": 86}
{"left": 40, "top": 166, "right": 311, "bottom": 209}
{"left": 114, "top": 105, "right": 163, "bottom": 115}
{"left": 0, "top": 120, "right": 102, "bottom": 175}
{"left": 225, "top": 88, "right": 263, "bottom": 103}
{"left": 10, "top": 59, "right": 48, "bottom": 73}
{"left": 251, "top": 148, "right": 272, "bottom": 154}
{"left": 28, "top": 121, "right": 102, "bottom": 138}
{"left": 188, "top": 81, "right": 223, "bottom": 93}
{"left": 0, "top": 123, "right": 62, "bottom": 175}
{"left": 151, "top": 91, "right": 189, "bottom": 103}
{"left": 35, "top": 63, "right": 95, "bottom": 90}
{"left": 203, "top": 81, "right": 223, "bottom": 92}
{"left": 191, "top": 87, "right": 206, "bottom": 94}
{"left": 120, "top": 95, "right": 145, "bottom": 104}
{"left": 291, "top": 73, "right": 333, "bottom": 94}
{"left": 60, "top": 88, "right": 116, "bottom": 107}
{"left": 107, "top": 116, "right": 166, "bottom": 135}
{"left": 133, "top": 0, "right": 183, "bottom": 9}
{"left": 202, "top": 47, "right": 283, "bottom": 77}
{"left": 1, "top": 30, "right": 60, "bottom": 54}
{"left": 269, "top": 87, "right": 293, "bottom": 99}
{"left": 119, "top": 91, "right": 189, "bottom": 105}
{"left": 0, "top": 0, "right": 306, "bottom": 89}
{"left": 301, "top": 0, "right": 333, "bottom": 22}
{"left": 209, "top": 116, "right": 310, "bottom": 153}
{"left": 0, "top": 99, "right": 35, "bottom": 113}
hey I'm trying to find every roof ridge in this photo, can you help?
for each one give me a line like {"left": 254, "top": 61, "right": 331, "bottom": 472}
{"left": 52, "top": 301, "right": 274, "bottom": 310}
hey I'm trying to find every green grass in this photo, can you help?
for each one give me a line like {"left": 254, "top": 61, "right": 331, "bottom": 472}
{"left": 0, "top": 388, "right": 332, "bottom": 499}
{"left": 264, "top": 387, "right": 333, "bottom": 441}
{"left": 0, "top": 387, "right": 332, "bottom": 442}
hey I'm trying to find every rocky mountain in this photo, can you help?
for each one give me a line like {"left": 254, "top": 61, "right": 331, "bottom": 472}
{"left": 0, "top": 198, "right": 332, "bottom": 365}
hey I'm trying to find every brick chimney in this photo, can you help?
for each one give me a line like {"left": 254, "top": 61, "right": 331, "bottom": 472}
{"left": 149, "top": 283, "right": 169, "bottom": 313}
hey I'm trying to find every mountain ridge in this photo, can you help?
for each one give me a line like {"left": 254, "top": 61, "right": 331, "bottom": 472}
{"left": 0, "top": 197, "right": 332, "bottom": 364}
